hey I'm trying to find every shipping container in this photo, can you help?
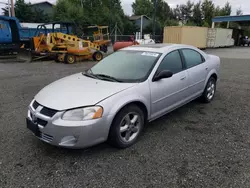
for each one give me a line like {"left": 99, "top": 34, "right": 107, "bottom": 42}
{"left": 207, "top": 28, "right": 233, "bottom": 48}
{"left": 163, "top": 26, "right": 208, "bottom": 48}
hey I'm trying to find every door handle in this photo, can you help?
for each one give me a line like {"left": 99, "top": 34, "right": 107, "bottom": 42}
{"left": 180, "top": 77, "right": 186, "bottom": 80}
{"left": 205, "top": 67, "right": 208, "bottom": 70}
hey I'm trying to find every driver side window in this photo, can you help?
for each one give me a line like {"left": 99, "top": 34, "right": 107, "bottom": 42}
{"left": 157, "top": 50, "right": 184, "bottom": 74}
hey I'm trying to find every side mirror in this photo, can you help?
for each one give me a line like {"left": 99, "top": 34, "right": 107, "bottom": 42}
{"left": 153, "top": 70, "right": 173, "bottom": 81}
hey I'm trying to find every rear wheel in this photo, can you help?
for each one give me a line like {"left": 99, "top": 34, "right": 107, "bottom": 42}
{"left": 108, "top": 105, "right": 145, "bottom": 149}
{"left": 201, "top": 77, "right": 216, "bottom": 103}
{"left": 93, "top": 51, "right": 103, "bottom": 61}
{"left": 64, "top": 54, "right": 76, "bottom": 64}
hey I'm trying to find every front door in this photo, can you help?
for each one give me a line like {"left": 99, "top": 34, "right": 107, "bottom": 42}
{"left": 0, "top": 20, "right": 12, "bottom": 43}
{"left": 150, "top": 50, "right": 189, "bottom": 120}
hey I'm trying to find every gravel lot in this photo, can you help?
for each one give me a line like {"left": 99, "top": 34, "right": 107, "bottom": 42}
{"left": 0, "top": 48, "right": 250, "bottom": 188}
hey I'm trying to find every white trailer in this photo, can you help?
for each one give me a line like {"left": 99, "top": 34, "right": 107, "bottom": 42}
{"left": 207, "top": 28, "right": 234, "bottom": 48}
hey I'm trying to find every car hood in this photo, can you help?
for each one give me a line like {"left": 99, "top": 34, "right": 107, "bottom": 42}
{"left": 35, "top": 73, "right": 137, "bottom": 110}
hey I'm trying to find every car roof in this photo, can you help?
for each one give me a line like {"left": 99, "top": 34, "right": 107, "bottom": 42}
{"left": 122, "top": 43, "right": 196, "bottom": 53}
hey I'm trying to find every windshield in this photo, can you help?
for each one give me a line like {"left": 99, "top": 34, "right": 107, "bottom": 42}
{"left": 89, "top": 50, "right": 161, "bottom": 82}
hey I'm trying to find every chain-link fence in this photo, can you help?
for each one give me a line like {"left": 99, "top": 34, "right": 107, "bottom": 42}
{"left": 110, "top": 35, "right": 133, "bottom": 44}
{"left": 110, "top": 35, "right": 163, "bottom": 44}
{"left": 154, "top": 35, "right": 163, "bottom": 43}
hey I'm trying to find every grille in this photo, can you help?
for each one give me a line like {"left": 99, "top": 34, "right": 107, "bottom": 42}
{"left": 29, "top": 112, "right": 48, "bottom": 127}
{"left": 37, "top": 118, "right": 48, "bottom": 126}
{"left": 40, "top": 133, "right": 53, "bottom": 142}
{"left": 40, "top": 107, "right": 58, "bottom": 117}
{"left": 32, "top": 100, "right": 39, "bottom": 109}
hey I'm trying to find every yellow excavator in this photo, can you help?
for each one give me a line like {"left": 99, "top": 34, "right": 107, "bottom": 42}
{"left": 82, "top": 25, "right": 111, "bottom": 53}
{"left": 19, "top": 22, "right": 104, "bottom": 64}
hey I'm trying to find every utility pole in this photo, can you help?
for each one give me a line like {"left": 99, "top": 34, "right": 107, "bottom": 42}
{"left": 115, "top": 23, "right": 117, "bottom": 42}
{"left": 80, "top": 0, "right": 83, "bottom": 8}
{"left": 140, "top": 15, "right": 143, "bottom": 39}
{"left": 8, "top": 0, "right": 11, "bottom": 16}
{"left": 152, "top": 0, "right": 158, "bottom": 40}
{"left": 11, "top": 0, "right": 15, "bottom": 17}
{"left": 109, "top": 0, "right": 112, "bottom": 33}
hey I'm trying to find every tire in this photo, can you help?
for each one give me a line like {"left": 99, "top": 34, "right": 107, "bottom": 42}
{"left": 201, "top": 77, "right": 216, "bottom": 103}
{"left": 92, "top": 51, "right": 103, "bottom": 61}
{"left": 108, "top": 105, "right": 145, "bottom": 149}
{"left": 64, "top": 54, "right": 76, "bottom": 64}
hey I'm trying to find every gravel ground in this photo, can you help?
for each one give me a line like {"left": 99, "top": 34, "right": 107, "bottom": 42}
{"left": 205, "top": 47, "right": 250, "bottom": 59}
{"left": 0, "top": 49, "right": 250, "bottom": 188}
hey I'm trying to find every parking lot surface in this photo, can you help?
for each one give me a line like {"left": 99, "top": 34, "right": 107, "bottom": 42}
{"left": 205, "top": 47, "right": 250, "bottom": 59}
{"left": 0, "top": 48, "right": 250, "bottom": 187}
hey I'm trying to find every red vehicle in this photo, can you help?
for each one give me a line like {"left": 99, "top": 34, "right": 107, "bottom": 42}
{"left": 113, "top": 36, "right": 139, "bottom": 52}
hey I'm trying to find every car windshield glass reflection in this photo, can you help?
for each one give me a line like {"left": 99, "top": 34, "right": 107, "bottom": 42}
{"left": 88, "top": 51, "right": 161, "bottom": 82}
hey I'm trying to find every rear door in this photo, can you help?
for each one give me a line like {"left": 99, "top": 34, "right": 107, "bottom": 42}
{"left": 180, "top": 49, "right": 208, "bottom": 99}
{"left": 0, "top": 20, "right": 12, "bottom": 43}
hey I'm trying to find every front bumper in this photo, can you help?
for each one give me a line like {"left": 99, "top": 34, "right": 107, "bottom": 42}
{"left": 27, "top": 101, "right": 113, "bottom": 149}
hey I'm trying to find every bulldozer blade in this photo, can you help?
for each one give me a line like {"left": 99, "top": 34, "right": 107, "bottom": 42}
{"left": 17, "top": 48, "right": 32, "bottom": 63}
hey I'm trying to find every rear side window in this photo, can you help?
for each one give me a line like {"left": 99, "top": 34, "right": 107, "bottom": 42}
{"left": 157, "top": 50, "right": 183, "bottom": 74}
{"left": 181, "top": 49, "right": 204, "bottom": 68}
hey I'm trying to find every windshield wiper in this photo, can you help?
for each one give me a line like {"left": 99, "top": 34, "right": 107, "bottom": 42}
{"left": 82, "top": 70, "right": 122, "bottom": 82}
{"left": 82, "top": 70, "right": 99, "bottom": 79}
{"left": 95, "top": 74, "right": 122, "bottom": 82}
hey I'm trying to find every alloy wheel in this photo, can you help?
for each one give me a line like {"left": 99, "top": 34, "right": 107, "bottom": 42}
{"left": 119, "top": 112, "right": 141, "bottom": 143}
{"left": 206, "top": 80, "right": 215, "bottom": 100}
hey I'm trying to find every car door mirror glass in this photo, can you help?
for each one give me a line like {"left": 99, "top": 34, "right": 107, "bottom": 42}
{"left": 153, "top": 70, "right": 173, "bottom": 81}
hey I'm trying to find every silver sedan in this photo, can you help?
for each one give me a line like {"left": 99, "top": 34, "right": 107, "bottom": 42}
{"left": 27, "top": 44, "right": 220, "bottom": 149}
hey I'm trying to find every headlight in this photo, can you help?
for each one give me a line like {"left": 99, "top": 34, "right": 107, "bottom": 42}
{"left": 62, "top": 106, "right": 103, "bottom": 121}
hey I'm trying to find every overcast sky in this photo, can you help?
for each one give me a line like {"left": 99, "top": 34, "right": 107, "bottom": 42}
{"left": 1, "top": 0, "right": 250, "bottom": 16}
{"left": 121, "top": 0, "right": 250, "bottom": 15}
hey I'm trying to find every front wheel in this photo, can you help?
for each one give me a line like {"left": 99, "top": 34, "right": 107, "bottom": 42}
{"left": 64, "top": 54, "right": 76, "bottom": 64}
{"left": 201, "top": 77, "right": 216, "bottom": 103}
{"left": 108, "top": 105, "right": 145, "bottom": 149}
